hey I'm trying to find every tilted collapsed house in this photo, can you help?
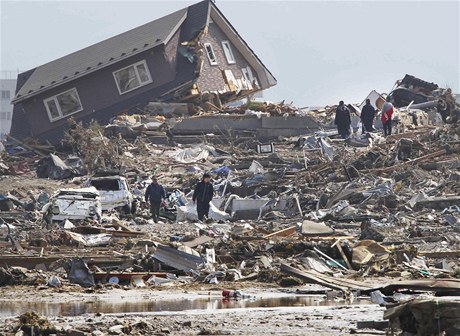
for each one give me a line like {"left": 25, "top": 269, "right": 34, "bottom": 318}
{"left": 10, "top": 0, "right": 276, "bottom": 144}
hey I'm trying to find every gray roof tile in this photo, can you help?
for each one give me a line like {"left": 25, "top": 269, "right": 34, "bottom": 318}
{"left": 13, "top": 8, "right": 187, "bottom": 102}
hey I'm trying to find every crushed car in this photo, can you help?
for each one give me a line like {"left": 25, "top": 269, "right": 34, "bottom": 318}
{"left": 42, "top": 187, "right": 102, "bottom": 224}
{"left": 85, "top": 175, "right": 135, "bottom": 213}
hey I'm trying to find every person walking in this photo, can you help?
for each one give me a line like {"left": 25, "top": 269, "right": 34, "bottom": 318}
{"left": 144, "top": 176, "right": 165, "bottom": 223}
{"left": 192, "top": 173, "right": 214, "bottom": 221}
{"left": 360, "top": 99, "right": 376, "bottom": 133}
{"left": 381, "top": 98, "right": 394, "bottom": 136}
{"left": 334, "top": 101, "right": 352, "bottom": 139}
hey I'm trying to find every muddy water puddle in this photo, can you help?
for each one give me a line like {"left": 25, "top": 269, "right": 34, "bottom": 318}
{"left": 0, "top": 296, "right": 371, "bottom": 317}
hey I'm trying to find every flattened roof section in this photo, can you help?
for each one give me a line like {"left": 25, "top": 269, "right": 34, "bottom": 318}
{"left": 13, "top": 8, "right": 187, "bottom": 103}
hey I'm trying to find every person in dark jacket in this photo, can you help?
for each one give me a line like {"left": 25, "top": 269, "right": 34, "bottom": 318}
{"left": 144, "top": 177, "right": 165, "bottom": 223}
{"left": 360, "top": 99, "right": 376, "bottom": 132}
{"left": 192, "top": 173, "right": 214, "bottom": 221}
{"left": 334, "top": 101, "right": 352, "bottom": 139}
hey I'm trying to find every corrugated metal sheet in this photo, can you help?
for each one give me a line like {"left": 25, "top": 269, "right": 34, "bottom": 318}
{"left": 153, "top": 245, "right": 204, "bottom": 272}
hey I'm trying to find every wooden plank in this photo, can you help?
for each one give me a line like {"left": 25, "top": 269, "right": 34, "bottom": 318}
{"left": 94, "top": 272, "right": 167, "bottom": 281}
{"left": 332, "top": 239, "right": 353, "bottom": 270}
{"left": 109, "top": 230, "right": 144, "bottom": 237}
{"left": 418, "top": 250, "right": 460, "bottom": 258}
{"left": 280, "top": 263, "right": 374, "bottom": 292}
{"left": 294, "top": 194, "right": 303, "bottom": 217}
{"left": 6, "top": 135, "right": 47, "bottom": 157}
{"left": 263, "top": 226, "right": 297, "bottom": 239}
{"left": 183, "top": 235, "right": 214, "bottom": 248}
{"left": 280, "top": 263, "right": 347, "bottom": 291}
{"left": 300, "top": 235, "right": 355, "bottom": 241}
{"left": 111, "top": 221, "right": 141, "bottom": 234}
{"left": 0, "top": 255, "right": 131, "bottom": 269}
{"left": 313, "top": 247, "right": 348, "bottom": 272}
{"left": 414, "top": 196, "right": 460, "bottom": 210}
{"left": 383, "top": 129, "right": 431, "bottom": 142}
{"left": 367, "top": 149, "right": 445, "bottom": 174}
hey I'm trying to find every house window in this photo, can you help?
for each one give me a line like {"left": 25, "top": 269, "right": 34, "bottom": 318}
{"left": 242, "top": 66, "right": 259, "bottom": 88}
{"left": 6, "top": 112, "right": 11, "bottom": 120}
{"left": 204, "top": 43, "right": 218, "bottom": 65}
{"left": 241, "top": 68, "right": 253, "bottom": 90}
{"left": 221, "top": 41, "right": 235, "bottom": 64}
{"left": 113, "top": 60, "right": 152, "bottom": 95}
{"left": 44, "top": 88, "right": 83, "bottom": 122}
{"left": 1, "top": 90, "right": 10, "bottom": 99}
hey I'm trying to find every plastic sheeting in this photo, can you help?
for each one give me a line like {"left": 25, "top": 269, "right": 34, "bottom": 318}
{"left": 68, "top": 259, "right": 95, "bottom": 288}
{"left": 166, "top": 145, "right": 217, "bottom": 163}
{"left": 36, "top": 154, "right": 84, "bottom": 180}
{"left": 66, "top": 232, "right": 112, "bottom": 247}
{"left": 176, "top": 202, "right": 231, "bottom": 222}
{"left": 318, "top": 138, "right": 335, "bottom": 161}
{"left": 249, "top": 160, "right": 265, "bottom": 174}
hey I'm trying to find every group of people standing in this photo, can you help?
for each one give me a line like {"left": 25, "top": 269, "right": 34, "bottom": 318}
{"left": 334, "top": 98, "right": 395, "bottom": 138}
{"left": 144, "top": 173, "right": 214, "bottom": 223}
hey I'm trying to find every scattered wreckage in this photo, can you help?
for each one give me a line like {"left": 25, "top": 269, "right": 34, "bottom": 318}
{"left": 86, "top": 175, "right": 135, "bottom": 212}
{"left": 0, "top": 73, "right": 459, "bottom": 335}
{"left": 42, "top": 187, "right": 102, "bottom": 224}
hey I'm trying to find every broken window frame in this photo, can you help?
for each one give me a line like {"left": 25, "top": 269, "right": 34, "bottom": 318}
{"left": 241, "top": 68, "right": 253, "bottom": 90}
{"left": 43, "top": 88, "right": 83, "bottom": 122}
{"left": 242, "top": 66, "right": 259, "bottom": 88}
{"left": 112, "top": 60, "right": 152, "bottom": 95}
{"left": 204, "top": 43, "right": 218, "bottom": 66}
{"left": 221, "top": 40, "right": 236, "bottom": 64}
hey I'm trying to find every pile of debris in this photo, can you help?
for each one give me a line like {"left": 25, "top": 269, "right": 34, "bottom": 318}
{"left": 0, "top": 73, "right": 459, "bottom": 336}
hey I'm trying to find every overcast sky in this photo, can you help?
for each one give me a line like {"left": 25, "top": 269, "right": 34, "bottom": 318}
{"left": 1, "top": 0, "right": 459, "bottom": 106}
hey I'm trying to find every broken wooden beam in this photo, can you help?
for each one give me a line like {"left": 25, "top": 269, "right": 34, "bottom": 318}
{"left": 263, "top": 226, "right": 297, "bottom": 239}
{"left": 367, "top": 149, "right": 446, "bottom": 174}
{"left": 6, "top": 135, "right": 47, "bottom": 157}
{"left": 418, "top": 250, "right": 460, "bottom": 258}
{"left": 93, "top": 272, "right": 167, "bottom": 281}
{"left": 280, "top": 263, "right": 347, "bottom": 291}
{"left": 300, "top": 235, "right": 355, "bottom": 241}
{"left": 280, "top": 263, "right": 373, "bottom": 292}
{"left": 313, "top": 247, "right": 349, "bottom": 272}
{"left": 356, "top": 320, "right": 389, "bottom": 330}
{"left": 0, "top": 255, "right": 132, "bottom": 270}
{"left": 332, "top": 239, "right": 353, "bottom": 270}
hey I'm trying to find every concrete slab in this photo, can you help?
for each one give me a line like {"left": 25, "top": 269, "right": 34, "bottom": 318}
{"left": 172, "top": 115, "right": 320, "bottom": 138}
{"left": 261, "top": 116, "right": 320, "bottom": 129}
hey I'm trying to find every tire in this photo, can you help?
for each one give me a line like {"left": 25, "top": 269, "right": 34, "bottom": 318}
{"left": 121, "top": 204, "right": 131, "bottom": 214}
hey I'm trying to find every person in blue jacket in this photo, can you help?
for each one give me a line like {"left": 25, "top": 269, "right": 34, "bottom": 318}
{"left": 145, "top": 176, "right": 165, "bottom": 223}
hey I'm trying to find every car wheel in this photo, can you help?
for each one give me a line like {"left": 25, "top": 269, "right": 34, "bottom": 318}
{"left": 130, "top": 201, "right": 137, "bottom": 215}
{"left": 121, "top": 204, "right": 131, "bottom": 214}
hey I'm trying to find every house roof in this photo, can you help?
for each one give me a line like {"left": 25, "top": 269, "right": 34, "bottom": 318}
{"left": 209, "top": 4, "right": 276, "bottom": 89}
{"left": 13, "top": 0, "right": 276, "bottom": 105}
{"left": 12, "top": 8, "right": 187, "bottom": 103}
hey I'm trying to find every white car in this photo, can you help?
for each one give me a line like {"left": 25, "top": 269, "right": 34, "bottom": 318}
{"left": 86, "top": 176, "right": 135, "bottom": 213}
{"left": 44, "top": 187, "right": 102, "bottom": 223}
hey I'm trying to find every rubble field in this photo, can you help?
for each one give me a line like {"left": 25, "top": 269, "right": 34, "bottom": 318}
{"left": 0, "top": 75, "right": 460, "bottom": 335}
